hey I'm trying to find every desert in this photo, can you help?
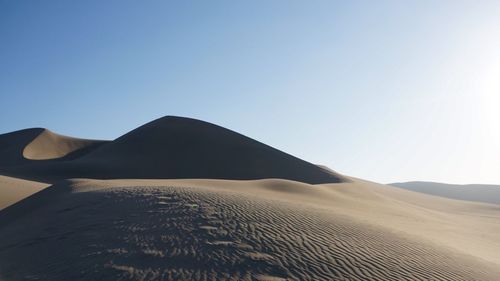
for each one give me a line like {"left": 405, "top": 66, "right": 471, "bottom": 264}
{"left": 1, "top": 116, "right": 499, "bottom": 280}
{"left": 2, "top": 1, "right": 500, "bottom": 279}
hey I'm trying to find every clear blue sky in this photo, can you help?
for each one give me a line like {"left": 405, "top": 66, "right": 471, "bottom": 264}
{"left": 1, "top": 0, "right": 500, "bottom": 184}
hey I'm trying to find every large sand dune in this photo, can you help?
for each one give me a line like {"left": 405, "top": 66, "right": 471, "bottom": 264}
{"left": 0, "top": 117, "right": 344, "bottom": 184}
{"left": 0, "top": 178, "right": 499, "bottom": 280}
{"left": 1, "top": 116, "right": 499, "bottom": 280}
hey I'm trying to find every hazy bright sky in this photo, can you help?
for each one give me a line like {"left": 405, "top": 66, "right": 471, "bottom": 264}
{"left": 1, "top": 1, "right": 500, "bottom": 184}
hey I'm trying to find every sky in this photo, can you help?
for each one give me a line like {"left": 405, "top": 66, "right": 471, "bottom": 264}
{"left": 1, "top": 0, "right": 500, "bottom": 185}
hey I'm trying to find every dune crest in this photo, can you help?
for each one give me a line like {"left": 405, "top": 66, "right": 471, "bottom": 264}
{"left": 0, "top": 116, "right": 345, "bottom": 184}
{"left": 0, "top": 128, "right": 46, "bottom": 167}
{"left": 23, "top": 129, "right": 103, "bottom": 160}
{"left": 0, "top": 128, "right": 107, "bottom": 167}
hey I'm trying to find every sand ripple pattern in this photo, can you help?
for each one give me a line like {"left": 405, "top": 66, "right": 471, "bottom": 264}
{"left": 0, "top": 186, "right": 499, "bottom": 280}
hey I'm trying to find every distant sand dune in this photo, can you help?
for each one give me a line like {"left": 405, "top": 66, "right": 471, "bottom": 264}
{"left": 392, "top": 181, "right": 500, "bottom": 205}
{"left": 0, "top": 128, "right": 107, "bottom": 167}
{"left": 23, "top": 129, "right": 104, "bottom": 160}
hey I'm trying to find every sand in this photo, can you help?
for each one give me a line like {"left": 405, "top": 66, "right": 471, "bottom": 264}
{"left": 0, "top": 175, "right": 48, "bottom": 210}
{"left": 1, "top": 116, "right": 499, "bottom": 280}
{"left": 0, "top": 128, "right": 107, "bottom": 167}
{"left": 22, "top": 129, "right": 105, "bottom": 160}
{"left": 0, "top": 178, "right": 499, "bottom": 280}
{"left": 0, "top": 117, "right": 344, "bottom": 184}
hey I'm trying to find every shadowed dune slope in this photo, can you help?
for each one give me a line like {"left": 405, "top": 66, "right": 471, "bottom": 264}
{"left": 0, "top": 178, "right": 499, "bottom": 280}
{"left": 392, "top": 181, "right": 500, "bottom": 205}
{"left": 0, "top": 128, "right": 46, "bottom": 167}
{"left": 0, "top": 128, "right": 107, "bottom": 167}
{"left": 1, "top": 116, "right": 344, "bottom": 184}
{"left": 76, "top": 116, "right": 345, "bottom": 183}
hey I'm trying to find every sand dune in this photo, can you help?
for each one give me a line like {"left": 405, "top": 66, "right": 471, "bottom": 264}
{"left": 392, "top": 181, "right": 500, "bottom": 205}
{"left": 1, "top": 116, "right": 500, "bottom": 280}
{"left": 0, "top": 117, "right": 344, "bottom": 184}
{"left": 0, "top": 175, "right": 48, "bottom": 210}
{"left": 0, "top": 128, "right": 107, "bottom": 167}
{"left": 0, "top": 178, "right": 499, "bottom": 280}
{"left": 23, "top": 129, "right": 106, "bottom": 160}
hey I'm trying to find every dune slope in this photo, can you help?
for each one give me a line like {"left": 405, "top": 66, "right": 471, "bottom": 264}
{"left": 0, "top": 175, "right": 48, "bottom": 210}
{"left": 0, "top": 128, "right": 46, "bottom": 167}
{"left": 0, "top": 128, "right": 107, "bottom": 167}
{"left": 1, "top": 116, "right": 499, "bottom": 280}
{"left": 1, "top": 116, "right": 344, "bottom": 184}
{"left": 23, "top": 129, "right": 107, "bottom": 160}
{"left": 0, "top": 178, "right": 499, "bottom": 280}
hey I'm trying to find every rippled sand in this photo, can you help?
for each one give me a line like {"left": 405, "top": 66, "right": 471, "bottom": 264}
{"left": 1, "top": 178, "right": 499, "bottom": 280}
